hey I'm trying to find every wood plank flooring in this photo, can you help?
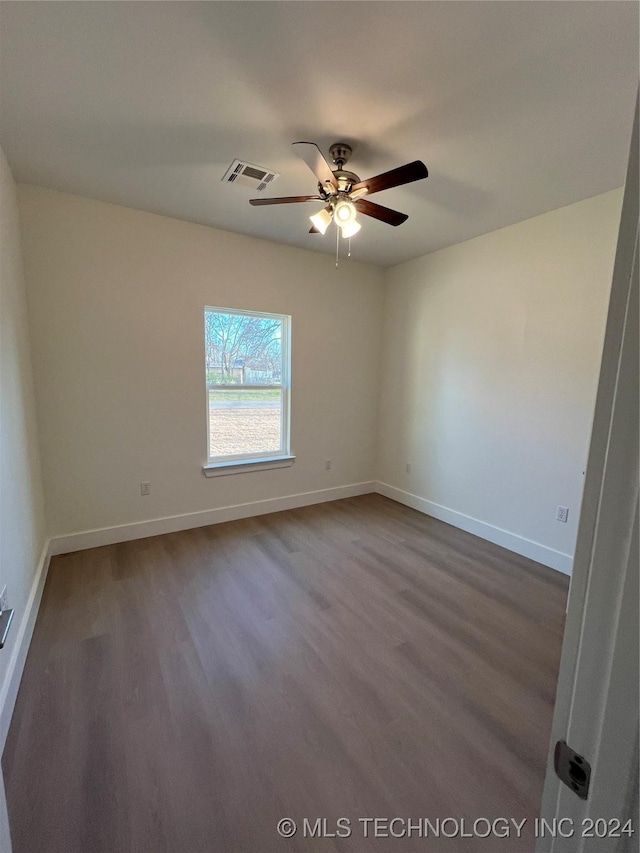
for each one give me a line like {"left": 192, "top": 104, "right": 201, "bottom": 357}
{"left": 3, "top": 495, "right": 569, "bottom": 853}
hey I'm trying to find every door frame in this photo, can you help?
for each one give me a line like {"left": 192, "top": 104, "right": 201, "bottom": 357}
{"left": 536, "top": 95, "right": 639, "bottom": 852}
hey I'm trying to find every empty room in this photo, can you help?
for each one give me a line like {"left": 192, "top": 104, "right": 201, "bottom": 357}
{"left": 0, "top": 2, "right": 637, "bottom": 852}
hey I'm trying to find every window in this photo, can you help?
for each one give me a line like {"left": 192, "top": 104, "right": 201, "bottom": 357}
{"left": 203, "top": 307, "right": 292, "bottom": 472}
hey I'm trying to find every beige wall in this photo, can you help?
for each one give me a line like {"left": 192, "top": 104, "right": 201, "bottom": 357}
{"left": 17, "top": 186, "right": 385, "bottom": 536}
{"left": 16, "top": 183, "right": 620, "bottom": 572}
{"left": 376, "top": 190, "right": 622, "bottom": 570}
{"left": 0, "top": 150, "right": 46, "bottom": 759}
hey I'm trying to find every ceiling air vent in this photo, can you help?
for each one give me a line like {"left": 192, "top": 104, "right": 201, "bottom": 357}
{"left": 222, "top": 159, "right": 279, "bottom": 192}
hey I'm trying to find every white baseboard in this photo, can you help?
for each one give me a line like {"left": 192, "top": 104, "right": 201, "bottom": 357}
{"left": 49, "top": 481, "right": 377, "bottom": 556}
{"left": 0, "top": 539, "right": 51, "bottom": 753}
{"left": 375, "top": 482, "right": 573, "bottom": 575}
{"left": 48, "top": 480, "right": 573, "bottom": 573}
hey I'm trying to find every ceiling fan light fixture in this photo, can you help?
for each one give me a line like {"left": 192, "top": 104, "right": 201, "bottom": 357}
{"left": 334, "top": 200, "right": 357, "bottom": 226}
{"left": 341, "top": 219, "right": 361, "bottom": 239}
{"left": 349, "top": 186, "right": 369, "bottom": 200}
{"left": 309, "top": 207, "right": 332, "bottom": 235}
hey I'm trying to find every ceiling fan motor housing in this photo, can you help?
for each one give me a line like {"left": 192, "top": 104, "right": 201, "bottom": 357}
{"left": 319, "top": 171, "right": 361, "bottom": 198}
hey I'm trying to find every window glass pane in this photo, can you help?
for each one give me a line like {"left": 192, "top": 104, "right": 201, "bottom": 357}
{"left": 205, "top": 312, "right": 283, "bottom": 386}
{"left": 208, "top": 388, "right": 282, "bottom": 458}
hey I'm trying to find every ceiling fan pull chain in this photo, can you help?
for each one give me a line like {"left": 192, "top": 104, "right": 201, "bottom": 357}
{"left": 348, "top": 236, "right": 351, "bottom": 258}
{"left": 335, "top": 223, "right": 340, "bottom": 268}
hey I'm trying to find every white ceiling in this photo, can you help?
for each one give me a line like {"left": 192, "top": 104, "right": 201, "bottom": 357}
{"left": 0, "top": 2, "right": 637, "bottom": 267}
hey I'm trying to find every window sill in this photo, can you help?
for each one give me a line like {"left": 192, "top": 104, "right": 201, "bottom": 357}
{"left": 202, "top": 455, "right": 296, "bottom": 478}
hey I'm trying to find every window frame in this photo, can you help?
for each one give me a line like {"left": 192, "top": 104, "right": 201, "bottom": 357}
{"left": 203, "top": 306, "right": 292, "bottom": 473}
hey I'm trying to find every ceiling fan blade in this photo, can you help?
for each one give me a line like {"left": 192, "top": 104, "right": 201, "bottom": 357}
{"left": 249, "top": 195, "right": 321, "bottom": 206}
{"left": 292, "top": 142, "right": 338, "bottom": 189}
{"left": 350, "top": 160, "right": 428, "bottom": 196}
{"left": 354, "top": 198, "right": 408, "bottom": 226}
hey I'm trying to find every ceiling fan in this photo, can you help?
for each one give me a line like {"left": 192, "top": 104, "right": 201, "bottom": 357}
{"left": 249, "top": 142, "right": 428, "bottom": 238}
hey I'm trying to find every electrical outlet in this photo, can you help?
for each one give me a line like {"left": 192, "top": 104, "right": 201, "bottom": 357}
{"left": 0, "top": 586, "right": 8, "bottom": 613}
{"left": 140, "top": 482, "right": 151, "bottom": 496}
{"left": 556, "top": 505, "right": 569, "bottom": 523}
{"left": 405, "top": 463, "right": 411, "bottom": 474}
{"left": 324, "top": 459, "right": 332, "bottom": 471}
